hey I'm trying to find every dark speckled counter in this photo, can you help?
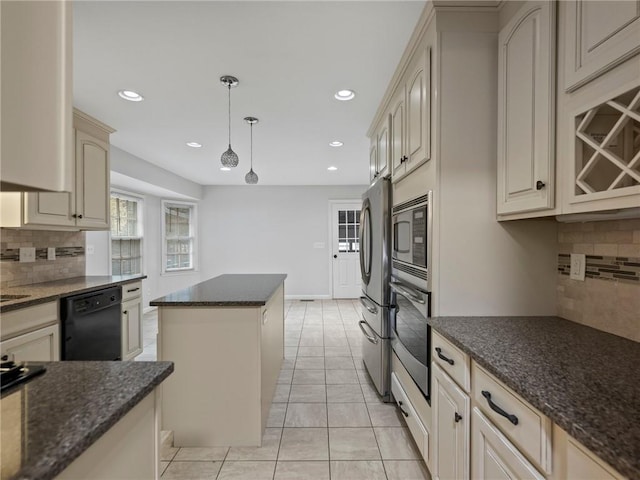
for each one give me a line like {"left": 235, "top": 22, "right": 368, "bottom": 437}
{"left": 428, "top": 316, "right": 640, "bottom": 479}
{"left": 1, "top": 361, "right": 173, "bottom": 480}
{"left": 150, "top": 273, "right": 287, "bottom": 307}
{"left": 0, "top": 275, "right": 146, "bottom": 313}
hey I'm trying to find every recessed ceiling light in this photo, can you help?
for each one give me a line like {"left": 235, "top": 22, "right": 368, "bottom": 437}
{"left": 186, "top": 142, "right": 202, "bottom": 148}
{"left": 328, "top": 166, "right": 338, "bottom": 171}
{"left": 329, "top": 141, "right": 344, "bottom": 147}
{"left": 118, "top": 90, "right": 144, "bottom": 102}
{"left": 220, "top": 166, "right": 231, "bottom": 171}
{"left": 334, "top": 89, "right": 355, "bottom": 101}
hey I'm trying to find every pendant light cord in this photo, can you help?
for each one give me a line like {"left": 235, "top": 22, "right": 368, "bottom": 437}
{"left": 250, "top": 122, "right": 253, "bottom": 169}
{"left": 227, "top": 85, "right": 232, "bottom": 145}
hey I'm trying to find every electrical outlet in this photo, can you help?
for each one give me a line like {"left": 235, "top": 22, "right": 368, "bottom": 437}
{"left": 570, "top": 253, "right": 586, "bottom": 281}
{"left": 86, "top": 245, "right": 95, "bottom": 255}
{"left": 47, "top": 248, "right": 56, "bottom": 260}
{"left": 19, "top": 247, "right": 36, "bottom": 263}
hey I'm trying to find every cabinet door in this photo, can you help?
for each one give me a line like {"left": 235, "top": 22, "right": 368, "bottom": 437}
{"left": 472, "top": 407, "right": 544, "bottom": 480}
{"left": 23, "top": 191, "right": 74, "bottom": 227}
{"left": 75, "top": 130, "right": 110, "bottom": 229}
{"left": 390, "top": 89, "right": 406, "bottom": 181}
{"left": 564, "top": 1, "right": 640, "bottom": 92}
{"left": 370, "top": 142, "right": 378, "bottom": 184}
{"left": 122, "top": 298, "right": 143, "bottom": 360}
{"left": 405, "top": 47, "right": 430, "bottom": 173}
{"left": 433, "top": 365, "right": 470, "bottom": 480}
{"left": 0, "top": 325, "right": 60, "bottom": 361}
{"left": 497, "top": 1, "right": 556, "bottom": 215}
{"left": 377, "top": 116, "right": 390, "bottom": 179}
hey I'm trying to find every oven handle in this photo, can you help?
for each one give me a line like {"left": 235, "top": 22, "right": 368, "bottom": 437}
{"left": 358, "top": 320, "right": 379, "bottom": 344}
{"left": 389, "top": 282, "right": 425, "bottom": 305}
{"left": 359, "top": 296, "right": 378, "bottom": 314}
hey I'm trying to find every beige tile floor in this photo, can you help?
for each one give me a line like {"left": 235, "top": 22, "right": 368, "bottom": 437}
{"left": 138, "top": 300, "right": 431, "bottom": 480}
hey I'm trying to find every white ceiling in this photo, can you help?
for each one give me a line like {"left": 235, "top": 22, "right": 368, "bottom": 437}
{"left": 73, "top": 1, "right": 425, "bottom": 187}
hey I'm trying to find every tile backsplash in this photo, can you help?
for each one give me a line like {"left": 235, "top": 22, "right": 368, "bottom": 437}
{"left": 0, "top": 229, "right": 85, "bottom": 289}
{"left": 557, "top": 219, "right": 640, "bottom": 343}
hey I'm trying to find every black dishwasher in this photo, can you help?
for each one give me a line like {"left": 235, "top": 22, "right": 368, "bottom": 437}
{"left": 61, "top": 286, "right": 122, "bottom": 360}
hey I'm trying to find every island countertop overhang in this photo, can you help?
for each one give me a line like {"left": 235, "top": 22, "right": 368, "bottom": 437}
{"left": 150, "top": 273, "right": 287, "bottom": 307}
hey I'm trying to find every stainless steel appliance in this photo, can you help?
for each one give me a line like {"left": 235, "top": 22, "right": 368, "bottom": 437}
{"left": 61, "top": 286, "right": 122, "bottom": 360}
{"left": 358, "top": 177, "right": 391, "bottom": 401}
{"left": 390, "top": 192, "right": 433, "bottom": 401}
{"left": 391, "top": 192, "right": 432, "bottom": 292}
{"left": 390, "top": 278, "right": 431, "bottom": 400}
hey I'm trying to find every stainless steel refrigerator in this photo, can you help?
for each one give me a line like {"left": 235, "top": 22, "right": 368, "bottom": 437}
{"left": 358, "top": 177, "right": 391, "bottom": 401}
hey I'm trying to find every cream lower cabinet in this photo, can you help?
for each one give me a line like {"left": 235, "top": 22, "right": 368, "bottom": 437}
{"left": 0, "top": 325, "right": 60, "bottom": 362}
{"left": 472, "top": 407, "right": 544, "bottom": 480}
{"left": 433, "top": 364, "right": 470, "bottom": 480}
{"left": 122, "top": 281, "right": 143, "bottom": 361}
{"left": 0, "top": 302, "right": 60, "bottom": 362}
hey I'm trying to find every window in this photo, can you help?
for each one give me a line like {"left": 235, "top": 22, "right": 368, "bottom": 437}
{"left": 110, "top": 192, "right": 143, "bottom": 275}
{"left": 338, "top": 209, "right": 360, "bottom": 253}
{"left": 162, "top": 200, "right": 197, "bottom": 273}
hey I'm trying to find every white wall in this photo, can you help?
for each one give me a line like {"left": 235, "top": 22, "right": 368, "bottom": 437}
{"left": 199, "top": 185, "right": 367, "bottom": 298}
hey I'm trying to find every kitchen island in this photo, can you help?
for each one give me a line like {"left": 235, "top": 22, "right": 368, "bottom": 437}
{"left": 151, "top": 273, "right": 286, "bottom": 447}
{"left": 0, "top": 361, "right": 173, "bottom": 480}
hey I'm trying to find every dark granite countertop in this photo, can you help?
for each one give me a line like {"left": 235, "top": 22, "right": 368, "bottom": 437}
{"left": 1, "top": 361, "right": 173, "bottom": 480}
{"left": 150, "top": 273, "right": 287, "bottom": 307}
{"left": 428, "top": 316, "right": 640, "bottom": 479}
{"left": 0, "top": 275, "right": 146, "bottom": 313}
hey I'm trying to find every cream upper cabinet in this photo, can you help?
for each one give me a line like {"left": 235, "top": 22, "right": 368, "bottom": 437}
{"left": 432, "top": 364, "right": 470, "bottom": 480}
{"left": 369, "top": 115, "right": 391, "bottom": 183}
{"left": 393, "top": 48, "right": 431, "bottom": 182}
{"left": 0, "top": 1, "right": 73, "bottom": 192}
{"left": 564, "top": 0, "right": 640, "bottom": 92}
{"left": 497, "top": 1, "right": 556, "bottom": 216}
{"left": 1, "top": 110, "right": 114, "bottom": 231}
{"left": 369, "top": 142, "right": 378, "bottom": 183}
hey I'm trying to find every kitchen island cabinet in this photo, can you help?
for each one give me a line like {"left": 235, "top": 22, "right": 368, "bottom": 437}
{"left": 0, "top": 361, "right": 173, "bottom": 480}
{"left": 151, "top": 273, "right": 286, "bottom": 447}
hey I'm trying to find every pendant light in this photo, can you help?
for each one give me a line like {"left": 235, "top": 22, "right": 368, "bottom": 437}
{"left": 220, "top": 75, "right": 239, "bottom": 168}
{"left": 244, "top": 116, "right": 259, "bottom": 184}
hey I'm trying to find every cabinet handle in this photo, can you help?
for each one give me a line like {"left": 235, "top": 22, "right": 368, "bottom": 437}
{"left": 454, "top": 412, "right": 462, "bottom": 423}
{"left": 536, "top": 180, "right": 546, "bottom": 190}
{"left": 482, "top": 390, "right": 519, "bottom": 425}
{"left": 77, "top": 214, "right": 83, "bottom": 219}
{"left": 397, "top": 401, "right": 409, "bottom": 418}
{"left": 127, "top": 287, "right": 140, "bottom": 292}
{"left": 72, "top": 214, "right": 77, "bottom": 218}
{"left": 435, "top": 347, "right": 454, "bottom": 365}
{"left": 123, "top": 310, "right": 128, "bottom": 315}
{"left": 399, "top": 155, "right": 408, "bottom": 164}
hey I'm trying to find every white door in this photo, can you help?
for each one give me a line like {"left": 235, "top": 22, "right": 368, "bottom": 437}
{"left": 331, "top": 202, "right": 362, "bottom": 299}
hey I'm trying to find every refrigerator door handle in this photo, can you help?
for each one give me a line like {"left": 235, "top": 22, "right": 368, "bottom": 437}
{"left": 359, "top": 320, "right": 379, "bottom": 344}
{"left": 359, "top": 296, "right": 378, "bottom": 314}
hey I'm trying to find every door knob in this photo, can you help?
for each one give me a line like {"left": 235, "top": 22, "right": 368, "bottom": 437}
{"left": 333, "top": 254, "right": 338, "bottom": 259}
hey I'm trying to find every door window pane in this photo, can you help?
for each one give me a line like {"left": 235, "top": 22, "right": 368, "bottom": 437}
{"left": 337, "top": 209, "right": 361, "bottom": 253}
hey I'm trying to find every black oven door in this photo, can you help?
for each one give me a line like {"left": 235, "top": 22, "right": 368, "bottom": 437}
{"left": 390, "top": 279, "right": 430, "bottom": 400}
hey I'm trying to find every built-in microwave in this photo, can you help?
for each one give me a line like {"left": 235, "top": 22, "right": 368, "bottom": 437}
{"left": 391, "top": 192, "right": 432, "bottom": 292}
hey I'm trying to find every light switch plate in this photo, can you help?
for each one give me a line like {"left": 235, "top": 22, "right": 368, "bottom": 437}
{"left": 570, "top": 253, "right": 586, "bottom": 281}
{"left": 47, "top": 247, "right": 56, "bottom": 260}
{"left": 19, "top": 247, "right": 36, "bottom": 263}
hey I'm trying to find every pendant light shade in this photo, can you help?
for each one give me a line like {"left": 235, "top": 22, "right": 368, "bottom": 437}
{"left": 220, "top": 76, "right": 239, "bottom": 168}
{"left": 244, "top": 116, "right": 259, "bottom": 184}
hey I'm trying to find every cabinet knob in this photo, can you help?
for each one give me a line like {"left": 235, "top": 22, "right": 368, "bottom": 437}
{"left": 78, "top": 214, "right": 83, "bottom": 219}
{"left": 454, "top": 412, "right": 462, "bottom": 423}
{"left": 72, "top": 214, "right": 77, "bottom": 218}
{"left": 123, "top": 310, "right": 128, "bottom": 315}
{"left": 536, "top": 180, "right": 546, "bottom": 190}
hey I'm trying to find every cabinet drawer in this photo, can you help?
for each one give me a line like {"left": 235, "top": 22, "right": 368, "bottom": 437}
{"left": 472, "top": 363, "right": 552, "bottom": 474}
{"left": 432, "top": 330, "right": 470, "bottom": 392}
{"left": 121, "top": 281, "right": 142, "bottom": 301}
{"left": 1, "top": 301, "right": 58, "bottom": 341}
{"left": 391, "top": 372, "right": 429, "bottom": 464}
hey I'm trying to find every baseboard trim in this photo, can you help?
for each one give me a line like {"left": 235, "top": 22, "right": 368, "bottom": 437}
{"left": 285, "top": 294, "right": 332, "bottom": 300}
